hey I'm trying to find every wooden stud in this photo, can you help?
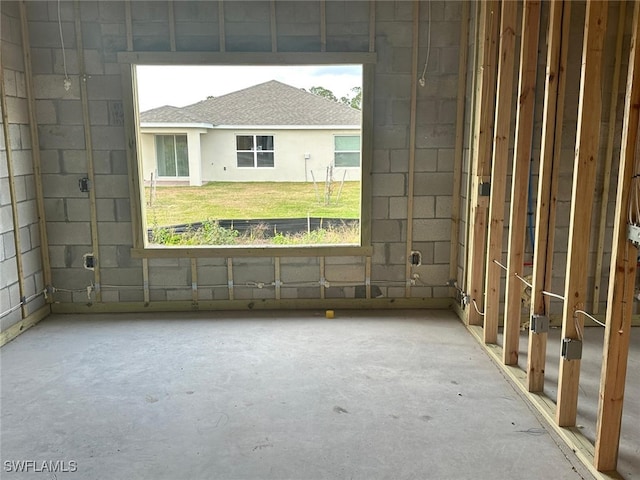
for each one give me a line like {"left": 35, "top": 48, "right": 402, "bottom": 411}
{"left": 365, "top": 256, "right": 371, "bottom": 299}
{"left": 368, "top": 0, "right": 376, "bottom": 53}
{"left": 168, "top": 0, "right": 176, "bottom": 52}
{"left": 449, "top": 0, "right": 470, "bottom": 295}
{"left": 556, "top": 0, "right": 608, "bottom": 428}
{"left": 75, "top": 1, "right": 102, "bottom": 303}
{"left": 483, "top": 0, "right": 518, "bottom": 344}
{"left": 142, "top": 258, "right": 150, "bottom": 304}
{"left": 191, "top": 258, "right": 198, "bottom": 303}
{"left": 592, "top": 0, "right": 627, "bottom": 314}
{"left": 594, "top": 1, "right": 640, "bottom": 471}
{"left": 125, "top": 0, "right": 133, "bottom": 52}
{"left": 405, "top": 0, "right": 420, "bottom": 298}
{"left": 218, "top": 1, "right": 226, "bottom": 53}
{"left": 465, "top": 0, "right": 499, "bottom": 325}
{"left": 503, "top": 0, "right": 541, "bottom": 364}
{"left": 360, "top": 63, "right": 375, "bottom": 248}
{"left": 528, "top": 0, "right": 570, "bottom": 392}
{"left": 0, "top": 60, "right": 28, "bottom": 318}
{"left": 121, "top": 64, "right": 144, "bottom": 250}
{"left": 19, "top": 0, "right": 52, "bottom": 296}
{"left": 227, "top": 258, "right": 234, "bottom": 300}
{"left": 320, "top": 0, "right": 326, "bottom": 52}
{"left": 461, "top": 1, "right": 482, "bottom": 298}
{"left": 274, "top": 257, "right": 281, "bottom": 300}
{"left": 320, "top": 257, "right": 326, "bottom": 299}
{"left": 270, "top": 0, "right": 278, "bottom": 53}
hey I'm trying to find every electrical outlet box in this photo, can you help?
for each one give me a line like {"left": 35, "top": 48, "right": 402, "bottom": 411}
{"left": 83, "top": 253, "right": 95, "bottom": 270}
{"left": 409, "top": 251, "right": 422, "bottom": 266}
{"left": 530, "top": 314, "right": 549, "bottom": 334}
{"left": 78, "top": 177, "right": 90, "bottom": 192}
{"left": 561, "top": 338, "right": 582, "bottom": 361}
{"left": 627, "top": 224, "right": 640, "bottom": 247}
{"left": 479, "top": 182, "right": 491, "bottom": 197}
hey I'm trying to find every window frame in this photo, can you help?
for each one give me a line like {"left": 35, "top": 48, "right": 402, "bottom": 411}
{"left": 156, "top": 134, "right": 190, "bottom": 177}
{"left": 119, "top": 52, "right": 375, "bottom": 258}
{"left": 236, "top": 134, "right": 275, "bottom": 169}
{"left": 333, "top": 134, "right": 361, "bottom": 168}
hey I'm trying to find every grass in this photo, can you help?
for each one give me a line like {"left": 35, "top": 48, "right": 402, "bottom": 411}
{"left": 145, "top": 181, "right": 360, "bottom": 226}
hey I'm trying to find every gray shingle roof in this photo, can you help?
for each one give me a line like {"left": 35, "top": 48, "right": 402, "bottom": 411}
{"left": 140, "top": 80, "right": 361, "bottom": 127}
{"left": 140, "top": 105, "right": 206, "bottom": 124}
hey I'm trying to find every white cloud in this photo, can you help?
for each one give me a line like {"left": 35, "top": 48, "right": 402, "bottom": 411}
{"left": 136, "top": 65, "right": 362, "bottom": 112}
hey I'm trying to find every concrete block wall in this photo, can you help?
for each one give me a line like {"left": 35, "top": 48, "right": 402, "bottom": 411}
{"left": 9, "top": 0, "right": 463, "bottom": 308}
{"left": 0, "top": 1, "right": 47, "bottom": 331}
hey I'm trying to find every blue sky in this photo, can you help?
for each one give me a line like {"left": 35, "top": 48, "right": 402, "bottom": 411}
{"left": 136, "top": 65, "right": 362, "bottom": 112}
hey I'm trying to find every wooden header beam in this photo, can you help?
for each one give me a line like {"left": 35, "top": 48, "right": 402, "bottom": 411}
{"left": 594, "top": 1, "right": 640, "bottom": 471}
{"left": 556, "top": 0, "right": 608, "bottom": 427}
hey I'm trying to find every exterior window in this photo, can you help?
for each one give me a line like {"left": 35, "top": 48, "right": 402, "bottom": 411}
{"left": 236, "top": 135, "right": 274, "bottom": 168}
{"left": 334, "top": 135, "right": 360, "bottom": 167}
{"left": 156, "top": 135, "right": 189, "bottom": 177}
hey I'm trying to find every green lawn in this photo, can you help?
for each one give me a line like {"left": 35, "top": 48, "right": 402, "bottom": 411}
{"left": 145, "top": 181, "right": 360, "bottom": 226}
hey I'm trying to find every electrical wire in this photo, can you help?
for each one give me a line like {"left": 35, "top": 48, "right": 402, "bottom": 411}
{"left": 0, "top": 289, "right": 48, "bottom": 320}
{"left": 418, "top": 0, "right": 432, "bottom": 87}
{"left": 514, "top": 272, "right": 532, "bottom": 288}
{"left": 493, "top": 259, "right": 508, "bottom": 271}
{"left": 57, "top": 0, "right": 71, "bottom": 89}
{"left": 472, "top": 299, "right": 485, "bottom": 316}
{"left": 542, "top": 290, "right": 565, "bottom": 301}
{"left": 574, "top": 309, "right": 606, "bottom": 328}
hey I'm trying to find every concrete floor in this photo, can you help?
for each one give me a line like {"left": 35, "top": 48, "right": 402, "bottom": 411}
{"left": 516, "top": 326, "right": 640, "bottom": 480}
{"left": 1, "top": 310, "right": 595, "bottom": 480}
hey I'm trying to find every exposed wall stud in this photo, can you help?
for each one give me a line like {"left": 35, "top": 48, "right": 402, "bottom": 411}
{"left": 483, "top": 0, "right": 518, "bottom": 344}
{"left": 75, "top": 0, "right": 102, "bottom": 302}
{"left": 19, "top": 0, "right": 52, "bottom": 296}
{"left": 528, "top": 0, "right": 570, "bottom": 392}
{"left": 227, "top": 258, "right": 234, "bottom": 300}
{"left": 592, "top": 0, "right": 627, "bottom": 314}
{"left": 405, "top": 0, "right": 420, "bottom": 298}
{"left": 449, "top": 0, "right": 471, "bottom": 295}
{"left": 594, "top": 1, "right": 640, "bottom": 470}
{"left": 0, "top": 59, "right": 27, "bottom": 318}
{"left": 465, "top": 0, "right": 500, "bottom": 325}
{"left": 503, "top": 0, "right": 541, "bottom": 363}
{"left": 556, "top": 0, "right": 608, "bottom": 427}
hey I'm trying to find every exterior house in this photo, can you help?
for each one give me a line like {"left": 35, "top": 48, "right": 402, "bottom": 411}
{"left": 139, "top": 80, "right": 362, "bottom": 186}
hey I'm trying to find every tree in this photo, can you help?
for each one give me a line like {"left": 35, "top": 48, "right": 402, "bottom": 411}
{"left": 307, "top": 86, "right": 361, "bottom": 110}
{"left": 309, "top": 86, "right": 338, "bottom": 102}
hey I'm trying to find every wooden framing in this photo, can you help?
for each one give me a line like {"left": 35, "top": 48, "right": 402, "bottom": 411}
{"left": 0, "top": 57, "right": 27, "bottom": 318}
{"left": 592, "top": 1, "right": 627, "bottom": 314}
{"left": 320, "top": 257, "right": 326, "bottom": 299}
{"left": 594, "top": 1, "right": 640, "bottom": 471}
{"left": 168, "top": 0, "right": 176, "bottom": 52}
{"left": 483, "top": 0, "right": 518, "bottom": 344}
{"left": 218, "top": 1, "right": 226, "bottom": 52}
{"left": 365, "top": 256, "right": 371, "bottom": 299}
{"left": 503, "top": 0, "right": 541, "bottom": 363}
{"left": 74, "top": 1, "right": 102, "bottom": 303}
{"left": 320, "top": 0, "right": 326, "bottom": 53}
{"left": 270, "top": 0, "right": 277, "bottom": 53}
{"left": 368, "top": 0, "right": 375, "bottom": 53}
{"left": 528, "top": 0, "right": 570, "bottom": 392}
{"left": 405, "top": 0, "right": 420, "bottom": 298}
{"left": 556, "top": 0, "right": 608, "bottom": 428}
{"left": 125, "top": 0, "right": 133, "bottom": 52}
{"left": 274, "top": 258, "right": 281, "bottom": 300}
{"left": 0, "top": 305, "right": 50, "bottom": 348}
{"left": 465, "top": 0, "right": 499, "bottom": 325}
{"left": 449, "top": 0, "right": 470, "bottom": 294}
{"left": 18, "top": 0, "right": 52, "bottom": 295}
{"left": 142, "top": 258, "right": 150, "bottom": 305}
{"left": 227, "top": 258, "right": 234, "bottom": 300}
{"left": 190, "top": 258, "right": 198, "bottom": 304}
